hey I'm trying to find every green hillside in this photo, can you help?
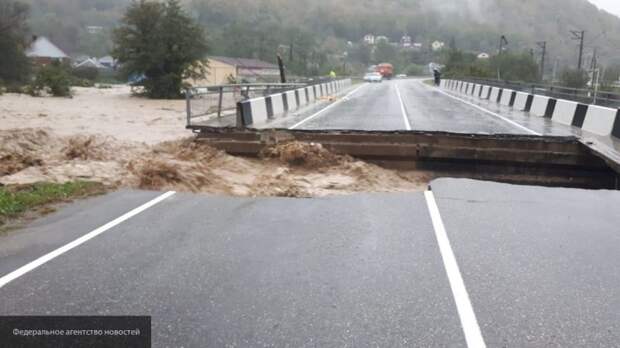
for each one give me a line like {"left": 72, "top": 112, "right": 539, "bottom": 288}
{"left": 20, "top": 0, "right": 620, "bottom": 74}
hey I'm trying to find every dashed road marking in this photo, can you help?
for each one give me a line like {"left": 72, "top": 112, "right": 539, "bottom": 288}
{"left": 0, "top": 191, "right": 177, "bottom": 289}
{"left": 289, "top": 83, "right": 367, "bottom": 129}
{"left": 424, "top": 190, "right": 487, "bottom": 348}
{"left": 426, "top": 83, "right": 541, "bottom": 136}
{"left": 395, "top": 83, "right": 412, "bottom": 131}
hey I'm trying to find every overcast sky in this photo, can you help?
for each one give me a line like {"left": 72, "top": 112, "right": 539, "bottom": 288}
{"left": 589, "top": 0, "right": 620, "bottom": 17}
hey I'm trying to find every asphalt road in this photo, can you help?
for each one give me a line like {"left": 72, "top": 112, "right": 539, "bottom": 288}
{"left": 271, "top": 79, "right": 579, "bottom": 137}
{"left": 1, "top": 179, "right": 619, "bottom": 347}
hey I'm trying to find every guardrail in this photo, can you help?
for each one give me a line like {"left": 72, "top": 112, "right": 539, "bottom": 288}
{"left": 185, "top": 83, "right": 305, "bottom": 127}
{"left": 458, "top": 77, "right": 620, "bottom": 108}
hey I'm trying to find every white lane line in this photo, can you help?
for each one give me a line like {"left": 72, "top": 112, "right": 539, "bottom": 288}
{"left": 289, "top": 83, "right": 367, "bottom": 129}
{"left": 0, "top": 191, "right": 176, "bottom": 289}
{"left": 394, "top": 83, "right": 412, "bottom": 131}
{"left": 424, "top": 190, "right": 486, "bottom": 348}
{"left": 426, "top": 83, "right": 541, "bottom": 136}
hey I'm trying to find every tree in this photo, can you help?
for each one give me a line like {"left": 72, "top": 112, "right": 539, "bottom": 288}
{"left": 442, "top": 49, "right": 492, "bottom": 79}
{"left": 30, "top": 61, "right": 72, "bottom": 97}
{"left": 373, "top": 40, "right": 397, "bottom": 64}
{"left": 559, "top": 68, "right": 589, "bottom": 89}
{"left": 442, "top": 49, "right": 539, "bottom": 82}
{"left": 491, "top": 52, "right": 539, "bottom": 82}
{"left": 0, "top": 0, "right": 31, "bottom": 85}
{"left": 112, "top": 0, "right": 208, "bottom": 99}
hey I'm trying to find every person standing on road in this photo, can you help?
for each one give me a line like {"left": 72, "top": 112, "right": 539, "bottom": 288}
{"left": 433, "top": 69, "right": 442, "bottom": 86}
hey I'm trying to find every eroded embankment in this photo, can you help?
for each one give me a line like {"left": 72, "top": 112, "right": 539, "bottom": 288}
{"left": 0, "top": 129, "right": 430, "bottom": 197}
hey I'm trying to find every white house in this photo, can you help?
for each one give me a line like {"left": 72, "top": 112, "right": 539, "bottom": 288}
{"left": 363, "top": 34, "right": 375, "bottom": 45}
{"left": 98, "top": 56, "right": 117, "bottom": 68}
{"left": 376, "top": 35, "right": 389, "bottom": 44}
{"left": 400, "top": 35, "right": 412, "bottom": 48}
{"left": 86, "top": 26, "right": 104, "bottom": 34}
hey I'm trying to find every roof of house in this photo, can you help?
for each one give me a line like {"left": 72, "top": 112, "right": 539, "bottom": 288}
{"left": 209, "top": 56, "right": 278, "bottom": 70}
{"left": 26, "top": 36, "right": 68, "bottom": 59}
{"left": 99, "top": 55, "right": 115, "bottom": 63}
{"left": 74, "top": 58, "right": 105, "bottom": 69}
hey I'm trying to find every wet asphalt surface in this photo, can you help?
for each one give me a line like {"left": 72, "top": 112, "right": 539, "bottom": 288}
{"left": 1, "top": 179, "right": 619, "bottom": 347}
{"left": 270, "top": 79, "right": 578, "bottom": 136}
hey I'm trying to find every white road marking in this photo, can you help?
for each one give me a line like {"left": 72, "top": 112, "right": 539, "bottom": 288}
{"left": 394, "top": 83, "right": 412, "bottom": 131}
{"left": 426, "top": 83, "right": 541, "bottom": 136}
{"left": 289, "top": 83, "right": 367, "bottom": 129}
{"left": 424, "top": 190, "right": 486, "bottom": 348}
{"left": 0, "top": 191, "right": 176, "bottom": 289}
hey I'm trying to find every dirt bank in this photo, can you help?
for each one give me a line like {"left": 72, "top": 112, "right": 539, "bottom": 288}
{"left": 0, "top": 129, "right": 430, "bottom": 197}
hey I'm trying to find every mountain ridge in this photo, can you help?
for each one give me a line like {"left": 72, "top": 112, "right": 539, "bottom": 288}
{"left": 21, "top": 0, "right": 620, "bottom": 70}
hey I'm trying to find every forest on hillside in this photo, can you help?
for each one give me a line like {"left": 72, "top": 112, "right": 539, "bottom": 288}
{"left": 19, "top": 0, "right": 620, "bottom": 77}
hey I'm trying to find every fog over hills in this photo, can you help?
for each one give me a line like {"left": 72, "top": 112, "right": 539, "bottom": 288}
{"left": 21, "top": 0, "right": 620, "bottom": 70}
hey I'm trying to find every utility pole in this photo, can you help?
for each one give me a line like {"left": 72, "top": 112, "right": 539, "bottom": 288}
{"left": 277, "top": 54, "right": 286, "bottom": 83}
{"left": 537, "top": 41, "right": 547, "bottom": 81}
{"left": 497, "top": 35, "right": 508, "bottom": 80}
{"left": 570, "top": 30, "right": 585, "bottom": 70}
{"left": 590, "top": 48, "right": 599, "bottom": 103}
{"left": 498, "top": 35, "right": 508, "bottom": 55}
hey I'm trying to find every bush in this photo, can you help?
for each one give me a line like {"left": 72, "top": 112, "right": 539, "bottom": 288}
{"left": 72, "top": 66, "right": 99, "bottom": 81}
{"left": 71, "top": 78, "right": 95, "bottom": 87}
{"left": 30, "top": 61, "right": 72, "bottom": 97}
{"left": 403, "top": 64, "right": 427, "bottom": 76}
{"left": 560, "top": 69, "right": 589, "bottom": 89}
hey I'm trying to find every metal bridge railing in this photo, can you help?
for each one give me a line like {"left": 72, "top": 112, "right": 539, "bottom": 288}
{"left": 459, "top": 77, "right": 620, "bottom": 108}
{"left": 185, "top": 83, "right": 305, "bottom": 127}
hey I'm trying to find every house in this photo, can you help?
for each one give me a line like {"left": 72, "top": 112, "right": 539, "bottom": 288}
{"left": 26, "top": 36, "right": 69, "bottom": 65}
{"left": 375, "top": 36, "right": 390, "bottom": 44}
{"left": 477, "top": 52, "right": 490, "bottom": 60}
{"left": 363, "top": 34, "right": 375, "bottom": 45}
{"left": 187, "top": 56, "right": 281, "bottom": 86}
{"left": 72, "top": 55, "right": 92, "bottom": 65}
{"left": 400, "top": 35, "right": 412, "bottom": 48}
{"left": 98, "top": 56, "right": 117, "bottom": 69}
{"left": 431, "top": 41, "right": 445, "bottom": 51}
{"left": 86, "top": 26, "right": 104, "bottom": 34}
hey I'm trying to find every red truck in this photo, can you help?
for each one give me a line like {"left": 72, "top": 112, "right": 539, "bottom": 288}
{"left": 376, "top": 63, "right": 394, "bottom": 79}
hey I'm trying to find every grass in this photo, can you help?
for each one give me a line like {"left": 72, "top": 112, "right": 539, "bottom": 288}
{"left": 0, "top": 181, "right": 105, "bottom": 226}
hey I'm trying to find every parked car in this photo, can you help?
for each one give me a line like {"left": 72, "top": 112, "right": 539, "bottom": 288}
{"left": 396, "top": 74, "right": 407, "bottom": 78}
{"left": 364, "top": 72, "right": 383, "bottom": 83}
